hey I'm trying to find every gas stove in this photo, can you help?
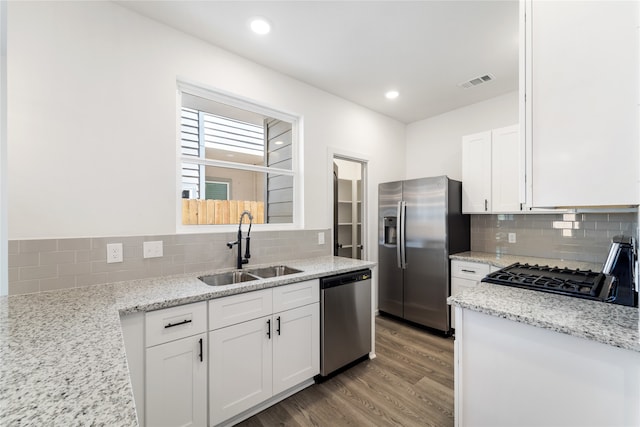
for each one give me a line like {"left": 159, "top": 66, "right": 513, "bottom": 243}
{"left": 481, "top": 263, "right": 623, "bottom": 305}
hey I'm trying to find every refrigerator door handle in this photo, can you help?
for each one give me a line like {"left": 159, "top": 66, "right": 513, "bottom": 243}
{"left": 396, "top": 201, "right": 402, "bottom": 269}
{"left": 400, "top": 201, "right": 407, "bottom": 269}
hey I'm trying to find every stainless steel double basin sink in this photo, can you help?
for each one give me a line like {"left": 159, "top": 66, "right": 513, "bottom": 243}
{"left": 198, "top": 265, "right": 302, "bottom": 286}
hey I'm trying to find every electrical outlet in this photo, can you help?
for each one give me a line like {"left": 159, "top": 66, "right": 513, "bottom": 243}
{"left": 508, "top": 233, "right": 516, "bottom": 244}
{"left": 318, "top": 232, "right": 325, "bottom": 245}
{"left": 106, "top": 243, "right": 123, "bottom": 263}
{"left": 143, "top": 241, "right": 163, "bottom": 259}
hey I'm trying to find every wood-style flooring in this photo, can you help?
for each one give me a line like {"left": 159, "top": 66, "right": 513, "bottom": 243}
{"left": 237, "top": 315, "right": 454, "bottom": 427}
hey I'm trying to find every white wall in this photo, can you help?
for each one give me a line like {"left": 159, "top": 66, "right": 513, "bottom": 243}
{"left": 1, "top": 0, "right": 7, "bottom": 295}
{"left": 405, "top": 91, "right": 518, "bottom": 181}
{"left": 7, "top": 1, "right": 405, "bottom": 239}
{"left": 334, "top": 158, "right": 361, "bottom": 181}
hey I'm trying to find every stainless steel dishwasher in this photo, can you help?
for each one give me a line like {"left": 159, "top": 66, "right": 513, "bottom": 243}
{"left": 319, "top": 269, "right": 372, "bottom": 377}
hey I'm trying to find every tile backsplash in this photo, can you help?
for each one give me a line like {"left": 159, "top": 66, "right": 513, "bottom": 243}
{"left": 8, "top": 229, "right": 331, "bottom": 295}
{"left": 471, "top": 213, "right": 638, "bottom": 264}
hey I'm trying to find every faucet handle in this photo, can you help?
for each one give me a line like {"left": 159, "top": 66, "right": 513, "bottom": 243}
{"left": 244, "top": 236, "right": 251, "bottom": 259}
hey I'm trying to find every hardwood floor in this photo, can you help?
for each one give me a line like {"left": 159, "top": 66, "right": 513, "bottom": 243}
{"left": 237, "top": 315, "right": 454, "bottom": 427}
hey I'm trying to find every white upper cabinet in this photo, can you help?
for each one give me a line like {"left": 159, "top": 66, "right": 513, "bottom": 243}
{"left": 491, "top": 125, "right": 522, "bottom": 212}
{"left": 523, "top": 0, "right": 639, "bottom": 207}
{"left": 462, "top": 131, "right": 492, "bottom": 213}
{"left": 462, "top": 125, "right": 522, "bottom": 214}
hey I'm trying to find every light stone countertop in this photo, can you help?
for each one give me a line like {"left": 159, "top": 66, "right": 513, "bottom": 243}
{"left": 448, "top": 251, "right": 640, "bottom": 353}
{"left": 450, "top": 250, "right": 602, "bottom": 271}
{"left": 0, "top": 256, "right": 375, "bottom": 426}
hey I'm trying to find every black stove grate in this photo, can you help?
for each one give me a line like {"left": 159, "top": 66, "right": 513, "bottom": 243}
{"left": 482, "top": 263, "right": 611, "bottom": 300}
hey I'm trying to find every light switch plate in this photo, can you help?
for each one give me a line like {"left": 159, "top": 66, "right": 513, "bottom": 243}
{"left": 318, "top": 232, "right": 325, "bottom": 245}
{"left": 106, "top": 243, "right": 123, "bottom": 263}
{"left": 143, "top": 241, "right": 163, "bottom": 258}
{"left": 508, "top": 233, "right": 516, "bottom": 243}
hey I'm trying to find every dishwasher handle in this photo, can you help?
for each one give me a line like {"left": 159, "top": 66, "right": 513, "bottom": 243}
{"left": 320, "top": 269, "right": 371, "bottom": 289}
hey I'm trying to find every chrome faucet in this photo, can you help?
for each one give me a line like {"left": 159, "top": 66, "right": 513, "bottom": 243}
{"left": 227, "top": 210, "right": 253, "bottom": 269}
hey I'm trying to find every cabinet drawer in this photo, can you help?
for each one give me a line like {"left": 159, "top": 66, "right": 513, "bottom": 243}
{"left": 451, "top": 260, "right": 490, "bottom": 281}
{"left": 209, "top": 289, "right": 273, "bottom": 330}
{"left": 272, "top": 280, "right": 319, "bottom": 313}
{"left": 145, "top": 301, "right": 207, "bottom": 347}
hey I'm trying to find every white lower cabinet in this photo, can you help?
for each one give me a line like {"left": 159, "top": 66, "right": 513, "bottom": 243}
{"left": 209, "top": 304, "right": 320, "bottom": 426}
{"left": 209, "top": 316, "right": 273, "bottom": 425}
{"left": 144, "top": 301, "right": 208, "bottom": 427}
{"left": 272, "top": 303, "right": 320, "bottom": 395}
{"left": 123, "top": 280, "right": 321, "bottom": 427}
{"left": 454, "top": 309, "right": 640, "bottom": 426}
{"left": 208, "top": 280, "right": 320, "bottom": 426}
{"left": 146, "top": 333, "right": 208, "bottom": 427}
{"left": 450, "top": 260, "right": 497, "bottom": 329}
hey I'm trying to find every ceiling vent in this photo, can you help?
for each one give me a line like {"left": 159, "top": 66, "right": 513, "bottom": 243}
{"left": 457, "top": 74, "right": 495, "bottom": 89}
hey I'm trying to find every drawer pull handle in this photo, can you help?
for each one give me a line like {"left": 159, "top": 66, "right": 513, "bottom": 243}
{"left": 198, "top": 338, "right": 203, "bottom": 362}
{"left": 277, "top": 316, "right": 281, "bottom": 336}
{"left": 164, "top": 319, "right": 192, "bottom": 329}
{"left": 461, "top": 269, "right": 476, "bottom": 274}
{"left": 267, "top": 319, "right": 271, "bottom": 339}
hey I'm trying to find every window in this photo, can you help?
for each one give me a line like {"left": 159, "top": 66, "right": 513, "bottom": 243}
{"left": 177, "top": 82, "right": 300, "bottom": 227}
{"left": 205, "top": 181, "right": 229, "bottom": 200}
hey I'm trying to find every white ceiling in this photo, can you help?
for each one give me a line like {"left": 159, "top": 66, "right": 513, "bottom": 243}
{"left": 117, "top": 1, "right": 520, "bottom": 124}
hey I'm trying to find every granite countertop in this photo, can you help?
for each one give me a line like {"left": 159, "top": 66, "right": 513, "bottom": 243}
{"left": 0, "top": 256, "right": 375, "bottom": 426}
{"left": 448, "top": 251, "right": 640, "bottom": 353}
{"left": 450, "top": 250, "right": 602, "bottom": 271}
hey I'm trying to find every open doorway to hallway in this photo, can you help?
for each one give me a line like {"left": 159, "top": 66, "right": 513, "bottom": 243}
{"left": 333, "top": 157, "right": 366, "bottom": 260}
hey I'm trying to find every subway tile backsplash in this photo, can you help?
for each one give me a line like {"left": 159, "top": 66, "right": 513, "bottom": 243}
{"left": 471, "top": 213, "right": 638, "bottom": 265}
{"left": 8, "top": 229, "right": 331, "bottom": 295}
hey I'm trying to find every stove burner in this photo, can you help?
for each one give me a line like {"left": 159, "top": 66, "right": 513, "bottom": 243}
{"left": 481, "top": 263, "right": 616, "bottom": 302}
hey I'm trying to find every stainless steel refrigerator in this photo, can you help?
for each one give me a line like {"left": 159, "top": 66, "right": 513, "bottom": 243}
{"left": 378, "top": 176, "right": 469, "bottom": 333}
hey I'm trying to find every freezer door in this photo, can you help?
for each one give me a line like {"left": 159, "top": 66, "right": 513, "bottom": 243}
{"left": 403, "top": 176, "right": 450, "bottom": 331}
{"left": 378, "top": 181, "right": 403, "bottom": 317}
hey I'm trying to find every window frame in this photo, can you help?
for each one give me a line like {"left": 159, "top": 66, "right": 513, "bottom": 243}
{"left": 176, "top": 80, "right": 303, "bottom": 233}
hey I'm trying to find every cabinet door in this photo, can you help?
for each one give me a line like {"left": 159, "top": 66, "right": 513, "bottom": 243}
{"left": 272, "top": 303, "right": 320, "bottom": 395}
{"left": 491, "top": 125, "right": 521, "bottom": 212}
{"left": 146, "top": 334, "right": 207, "bottom": 427}
{"left": 462, "top": 131, "right": 492, "bottom": 213}
{"left": 528, "top": 0, "right": 639, "bottom": 207}
{"left": 209, "top": 316, "right": 272, "bottom": 426}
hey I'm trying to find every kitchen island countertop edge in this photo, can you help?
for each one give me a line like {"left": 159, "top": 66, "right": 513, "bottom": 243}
{"left": 0, "top": 256, "right": 375, "bottom": 426}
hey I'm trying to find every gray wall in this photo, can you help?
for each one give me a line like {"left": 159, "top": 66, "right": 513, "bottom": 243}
{"left": 8, "top": 229, "right": 330, "bottom": 295}
{"left": 471, "top": 213, "right": 638, "bottom": 264}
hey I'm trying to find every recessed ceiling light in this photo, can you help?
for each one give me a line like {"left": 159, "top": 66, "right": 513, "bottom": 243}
{"left": 385, "top": 90, "right": 399, "bottom": 100}
{"left": 250, "top": 18, "right": 271, "bottom": 35}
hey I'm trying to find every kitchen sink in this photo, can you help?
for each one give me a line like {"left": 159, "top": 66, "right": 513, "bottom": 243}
{"left": 198, "top": 271, "right": 260, "bottom": 286}
{"left": 199, "top": 265, "right": 303, "bottom": 286}
{"left": 244, "top": 265, "right": 302, "bottom": 278}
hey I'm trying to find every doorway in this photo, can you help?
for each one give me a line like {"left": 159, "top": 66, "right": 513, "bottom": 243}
{"left": 333, "top": 157, "right": 366, "bottom": 260}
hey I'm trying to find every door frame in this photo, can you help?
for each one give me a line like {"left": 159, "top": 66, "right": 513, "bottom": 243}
{"left": 327, "top": 148, "right": 369, "bottom": 261}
